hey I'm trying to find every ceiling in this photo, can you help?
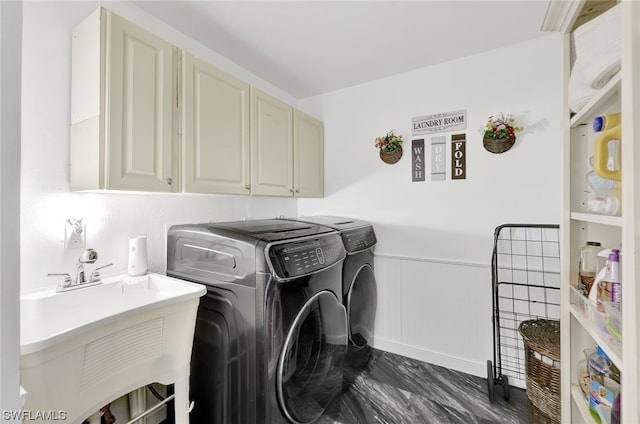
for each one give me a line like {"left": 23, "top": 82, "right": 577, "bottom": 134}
{"left": 132, "top": 1, "right": 551, "bottom": 99}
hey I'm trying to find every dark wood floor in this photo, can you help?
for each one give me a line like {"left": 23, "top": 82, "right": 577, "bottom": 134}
{"left": 318, "top": 348, "right": 529, "bottom": 424}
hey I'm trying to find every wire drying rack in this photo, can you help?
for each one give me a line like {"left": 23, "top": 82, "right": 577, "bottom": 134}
{"left": 487, "top": 224, "right": 561, "bottom": 402}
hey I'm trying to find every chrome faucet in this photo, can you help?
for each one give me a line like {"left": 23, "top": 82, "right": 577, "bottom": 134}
{"left": 75, "top": 248, "right": 97, "bottom": 285}
{"left": 48, "top": 249, "right": 113, "bottom": 292}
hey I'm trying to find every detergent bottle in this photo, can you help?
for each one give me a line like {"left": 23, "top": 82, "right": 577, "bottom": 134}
{"left": 593, "top": 118, "right": 621, "bottom": 182}
{"left": 588, "top": 346, "right": 620, "bottom": 424}
{"left": 611, "top": 393, "right": 621, "bottom": 424}
{"left": 593, "top": 113, "right": 621, "bottom": 133}
{"left": 589, "top": 114, "right": 622, "bottom": 215}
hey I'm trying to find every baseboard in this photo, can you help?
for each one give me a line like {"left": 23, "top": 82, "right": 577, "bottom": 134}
{"left": 371, "top": 336, "right": 487, "bottom": 378}
{"left": 372, "top": 336, "right": 527, "bottom": 389}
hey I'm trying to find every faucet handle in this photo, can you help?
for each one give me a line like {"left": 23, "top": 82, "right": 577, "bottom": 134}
{"left": 90, "top": 263, "right": 113, "bottom": 282}
{"left": 48, "top": 273, "right": 72, "bottom": 289}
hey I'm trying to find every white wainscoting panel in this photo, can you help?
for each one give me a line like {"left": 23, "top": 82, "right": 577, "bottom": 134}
{"left": 372, "top": 253, "right": 494, "bottom": 378}
{"left": 372, "top": 255, "right": 404, "bottom": 344}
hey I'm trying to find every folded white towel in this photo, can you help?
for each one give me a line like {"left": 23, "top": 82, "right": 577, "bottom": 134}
{"left": 581, "top": 56, "right": 621, "bottom": 90}
{"left": 573, "top": 4, "right": 621, "bottom": 89}
{"left": 569, "top": 62, "right": 601, "bottom": 113}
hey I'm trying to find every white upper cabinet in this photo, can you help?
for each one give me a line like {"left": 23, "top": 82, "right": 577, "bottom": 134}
{"left": 250, "top": 89, "right": 325, "bottom": 197}
{"left": 71, "top": 8, "right": 178, "bottom": 192}
{"left": 293, "top": 110, "right": 324, "bottom": 197}
{"left": 182, "top": 53, "right": 251, "bottom": 195}
{"left": 71, "top": 8, "right": 324, "bottom": 197}
{"left": 250, "top": 88, "right": 294, "bottom": 196}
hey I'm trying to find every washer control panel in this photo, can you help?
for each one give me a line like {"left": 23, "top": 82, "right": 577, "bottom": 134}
{"left": 341, "top": 226, "right": 377, "bottom": 253}
{"left": 268, "top": 234, "right": 346, "bottom": 280}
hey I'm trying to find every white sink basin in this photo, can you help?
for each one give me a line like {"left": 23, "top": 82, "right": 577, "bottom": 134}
{"left": 20, "top": 273, "right": 206, "bottom": 424}
{"left": 21, "top": 273, "right": 205, "bottom": 355}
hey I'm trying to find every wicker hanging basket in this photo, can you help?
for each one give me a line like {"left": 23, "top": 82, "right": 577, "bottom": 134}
{"left": 483, "top": 135, "right": 516, "bottom": 154}
{"left": 380, "top": 146, "right": 403, "bottom": 164}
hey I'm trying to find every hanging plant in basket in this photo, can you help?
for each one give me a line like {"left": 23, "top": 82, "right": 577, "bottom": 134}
{"left": 375, "top": 130, "right": 403, "bottom": 164}
{"left": 480, "top": 113, "right": 523, "bottom": 154}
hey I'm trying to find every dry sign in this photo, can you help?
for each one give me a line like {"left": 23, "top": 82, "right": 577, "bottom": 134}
{"left": 431, "top": 136, "right": 446, "bottom": 181}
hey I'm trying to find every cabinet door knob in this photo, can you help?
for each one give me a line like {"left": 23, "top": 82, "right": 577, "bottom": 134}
{"left": 290, "top": 188, "right": 294, "bottom": 193}
{"left": 245, "top": 184, "right": 251, "bottom": 190}
{"left": 295, "top": 189, "right": 300, "bottom": 193}
{"left": 165, "top": 178, "right": 173, "bottom": 185}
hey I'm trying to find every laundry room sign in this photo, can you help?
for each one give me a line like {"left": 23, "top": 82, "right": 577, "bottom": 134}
{"left": 412, "top": 109, "right": 467, "bottom": 135}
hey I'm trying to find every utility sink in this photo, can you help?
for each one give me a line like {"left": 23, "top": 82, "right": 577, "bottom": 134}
{"left": 20, "top": 273, "right": 206, "bottom": 424}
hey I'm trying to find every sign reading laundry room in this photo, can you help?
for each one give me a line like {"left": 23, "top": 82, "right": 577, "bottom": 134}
{"left": 412, "top": 109, "right": 467, "bottom": 135}
{"left": 412, "top": 139, "right": 425, "bottom": 182}
{"left": 451, "top": 134, "right": 466, "bottom": 180}
{"left": 431, "top": 136, "right": 446, "bottom": 181}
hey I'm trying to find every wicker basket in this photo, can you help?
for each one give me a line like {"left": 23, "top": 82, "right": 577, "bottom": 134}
{"left": 379, "top": 146, "right": 403, "bottom": 164}
{"left": 519, "top": 319, "right": 561, "bottom": 424}
{"left": 483, "top": 135, "right": 516, "bottom": 154}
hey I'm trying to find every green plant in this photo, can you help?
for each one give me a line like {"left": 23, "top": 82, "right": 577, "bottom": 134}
{"left": 375, "top": 130, "right": 403, "bottom": 152}
{"left": 481, "top": 113, "right": 523, "bottom": 140}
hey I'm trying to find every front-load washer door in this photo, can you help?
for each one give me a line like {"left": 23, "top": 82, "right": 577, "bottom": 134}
{"left": 277, "top": 290, "right": 347, "bottom": 424}
{"left": 347, "top": 263, "right": 377, "bottom": 349}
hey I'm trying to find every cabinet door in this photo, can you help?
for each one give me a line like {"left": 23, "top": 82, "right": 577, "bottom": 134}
{"left": 106, "top": 11, "right": 177, "bottom": 192}
{"left": 293, "top": 110, "right": 324, "bottom": 197}
{"left": 251, "top": 88, "right": 293, "bottom": 196}
{"left": 183, "top": 54, "right": 251, "bottom": 194}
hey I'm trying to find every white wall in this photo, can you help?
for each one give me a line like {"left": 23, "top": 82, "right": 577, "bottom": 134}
{"left": 20, "top": 2, "right": 297, "bottom": 293}
{"left": 1, "top": 0, "right": 23, "bottom": 416}
{"left": 20, "top": 0, "right": 563, "bottom": 385}
{"left": 298, "top": 34, "right": 563, "bottom": 377}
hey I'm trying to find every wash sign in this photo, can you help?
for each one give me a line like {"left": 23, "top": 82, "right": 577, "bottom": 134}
{"left": 412, "top": 139, "right": 425, "bottom": 182}
{"left": 412, "top": 109, "right": 467, "bottom": 135}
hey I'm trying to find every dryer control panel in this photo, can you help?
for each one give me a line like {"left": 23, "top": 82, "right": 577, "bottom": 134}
{"left": 341, "top": 226, "right": 377, "bottom": 253}
{"left": 268, "top": 234, "right": 346, "bottom": 280}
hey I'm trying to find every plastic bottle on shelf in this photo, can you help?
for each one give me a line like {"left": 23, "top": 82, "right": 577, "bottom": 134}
{"left": 597, "top": 249, "right": 621, "bottom": 313}
{"left": 579, "top": 241, "right": 603, "bottom": 296}
{"left": 589, "top": 249, "right": 612, "bottom": 306}
{"left": 586, "top": 156, "right": 621, "bottom": 216}
{"left": 577, "top": 348, "right": 596, "bottom": 399}
{"left": 593, "top": 124, "right": 621, "bottom": 182}
{"left": 588, "top": 347, "right": 620, "bottom": 424}
{"left": 611, "top": 393, "right": 621, "bottom": 424}
{"left": 593, "top": 113, "right": 621, "bottom": 133}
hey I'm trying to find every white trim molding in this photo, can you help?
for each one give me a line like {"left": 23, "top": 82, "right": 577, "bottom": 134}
{"left": 374, "top": 252, "right": 489, "bottom": 269}
{"left": 540, "top": 0, "right": 585, "bottom": 32}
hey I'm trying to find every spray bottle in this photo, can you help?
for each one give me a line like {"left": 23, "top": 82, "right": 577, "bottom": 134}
{"left": 588, "top": 249, "right": 621, "bottom": 313}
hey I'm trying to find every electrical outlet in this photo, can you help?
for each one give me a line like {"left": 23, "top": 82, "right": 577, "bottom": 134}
{"left": 64, "top": 218, "right": 86, "bottom": 250}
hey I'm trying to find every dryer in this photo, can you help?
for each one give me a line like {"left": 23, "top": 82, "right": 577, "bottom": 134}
{"left": 167, "top": 219, "right": 348, "bottom": 424}
{"left": 285, "top": 217, "right": 377, "bottom": 351}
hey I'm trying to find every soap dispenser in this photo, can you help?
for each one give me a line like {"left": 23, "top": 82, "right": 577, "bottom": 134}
{"left": 128, "top": 236, "right": 149, "bottom": 276}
